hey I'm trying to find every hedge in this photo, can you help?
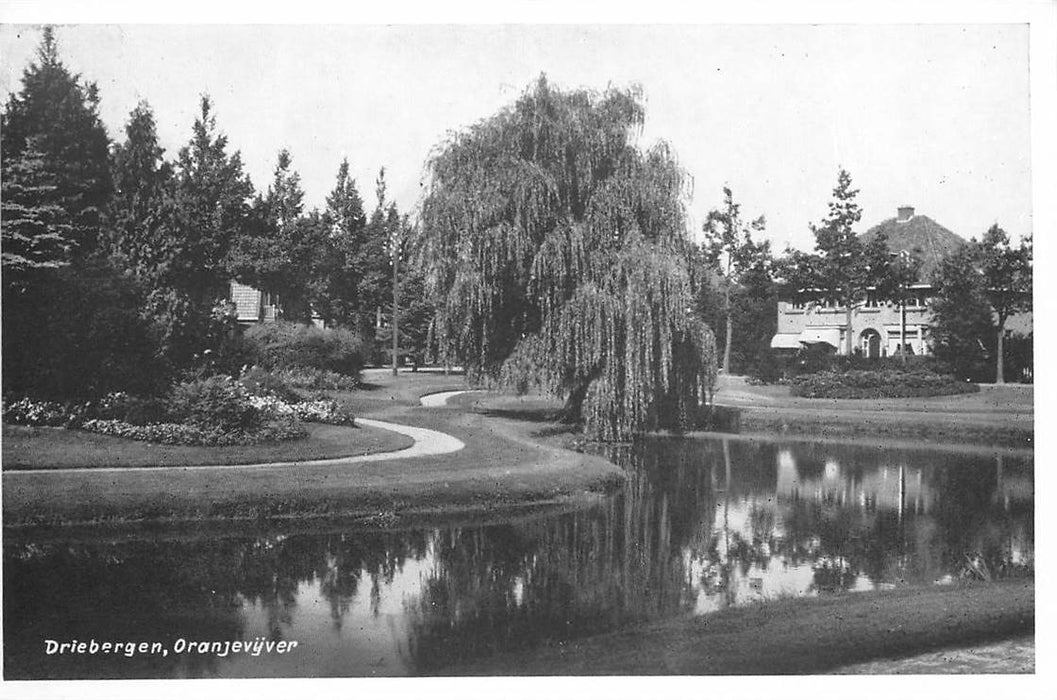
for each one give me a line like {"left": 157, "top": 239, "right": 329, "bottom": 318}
{"left": 788, "top": 369, "right": 979, "bottom": 399}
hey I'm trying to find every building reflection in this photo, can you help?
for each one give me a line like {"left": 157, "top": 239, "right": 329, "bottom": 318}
{"left": 2, "top": 437, "right": 1034, "bottom": 678}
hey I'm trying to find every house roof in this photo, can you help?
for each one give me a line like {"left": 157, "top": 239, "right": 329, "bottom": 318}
{"left": 861, "top": 208, "right": 966, "bottom": 280}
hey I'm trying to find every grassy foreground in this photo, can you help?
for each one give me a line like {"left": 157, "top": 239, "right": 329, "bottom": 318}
{"left": 1, "top": 422, "right": 413, "bottom": 469}
{"left": 1, "top": 371, "right": 625, "bottom": 527}
{"left": 443, "top": 579, "right": 1034, "bottom": 675}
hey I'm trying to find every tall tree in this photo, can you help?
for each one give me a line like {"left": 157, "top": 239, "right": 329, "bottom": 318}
{"left": 171, "top": 95, "right": 254, "bottom": 301}
{"left": 108, "top": 101, "right": 175, "bottom": 281}
{"left": 153, "top": 95, "right": 255, "bottom": 367}
{"left": 701, "top": 187, "right": 769, "bottom": 372}
{"left": 2, "top": 28, "right": 164, "bottom": 397}
{"left": 792, "top": 169, "right": 891, "bottom": 355}
{"left": 229, "top": 148, "right": 322, "bottom": 322}
{"left": 1, "top": 26, "right": 112, "bottom": 261}
{"left": 353, "top": 170, "right": 400, "bottom": 353}
{"left": 319, "top": 159, "right": 369, "bottom": 327}
{"left": 929, "top": 245, "right": 995, "bottom": 381}
{"left": 886, "top": 247, "right": 924, "bottom": 363}
{"left": 420, "top": 76, "right": 716, "bottom": 440}
{"left": 975, "top": 225, "right": 1032, "bottom": 383}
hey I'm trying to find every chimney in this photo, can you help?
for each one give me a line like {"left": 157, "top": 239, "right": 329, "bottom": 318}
{"left": 897, "top": 206, "right": 915, "bottom": 221}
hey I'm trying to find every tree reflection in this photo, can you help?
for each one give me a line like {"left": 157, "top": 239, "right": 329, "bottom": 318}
{"left": 3, "top": 438, "right": 1033, "bottom": 678}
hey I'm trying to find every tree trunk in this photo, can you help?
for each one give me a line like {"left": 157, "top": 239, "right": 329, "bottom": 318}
{"left": 392, "top": 250, "right": 399, "bottom": 377}
{"left": 723, "top": 284, "right": 733, "bottom": 373}
{"left": 845, "top": 303, "right": 854, "bottom": 356}
{"left": 900, "top": 298, "right": 907, "bottom": 364}
{"left": 995, "top": 322, "right": 1005, "bottom": 384}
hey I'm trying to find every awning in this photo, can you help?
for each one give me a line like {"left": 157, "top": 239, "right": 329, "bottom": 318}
{"left": 770, "top": 333, "right": 802, "bottom": 349}
{"left": 798, "top": 327, "right": 842, "bottom": 347}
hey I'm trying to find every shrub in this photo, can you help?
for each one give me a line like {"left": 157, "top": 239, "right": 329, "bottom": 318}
{"left": 788, "top": 369, "right": 980, "bottom": 399}
{"left": 244, "top": 322, "right": 366, "bottom": 376}
{"left": 167, "top": 375, "right": 262, "bottom": 432}
{"left": 2, "top": 261, "right": 172, "bottom": 400}
{"left": 272, "top": 366, "right": 360, "bottom": 391}
{"left": 238, "top": 366, "right": 303, "bottom": 403}
{"left": 93, "top": 392, "right": 169, "bottom": 426}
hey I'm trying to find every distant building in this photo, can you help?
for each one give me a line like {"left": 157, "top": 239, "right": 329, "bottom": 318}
{"left": 770, "top": 206, "right": 1030, "bottom": 357}
{"left": 229, "top": 281, "right": 327, "bottom": 328}
{"left": 229, "top": 281, "right": 281, "bottom": 325}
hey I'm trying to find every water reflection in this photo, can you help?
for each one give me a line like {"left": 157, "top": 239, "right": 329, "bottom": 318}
{"left": 3, "top": 437, "right": 1033, "bottom": 678}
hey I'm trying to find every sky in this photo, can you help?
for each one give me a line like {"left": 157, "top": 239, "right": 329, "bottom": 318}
{"left": 0, "top": 20, "right": 1037, "bottom": 252}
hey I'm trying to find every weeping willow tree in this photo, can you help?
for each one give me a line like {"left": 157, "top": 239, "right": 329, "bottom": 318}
{"left": 418, "top": 76, "right": 717, "bottom": 440}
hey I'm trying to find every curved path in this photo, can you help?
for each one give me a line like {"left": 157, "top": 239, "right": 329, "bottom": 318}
{"left": 418, "top": 389, "right": 481, "bottom": 407}
{"left": 3, "top": 418, "right": 464, "bottom": 477}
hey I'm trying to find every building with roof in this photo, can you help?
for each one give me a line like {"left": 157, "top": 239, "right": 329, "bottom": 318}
{"left": 769, "top": 206, "right": 1028, "bottom": 358}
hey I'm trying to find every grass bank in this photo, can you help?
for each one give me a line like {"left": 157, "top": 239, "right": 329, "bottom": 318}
{"left": 2, "top": 373, "right": 624, "bottom": 528}
{"left": 443, "top": 578, "right": 1034, "bottom": 675}
{"left": 713, "top": 378, "right": 1033, "bottom": 448}
{"left": 1, "top": 422, "right": 412, "bottom": 470}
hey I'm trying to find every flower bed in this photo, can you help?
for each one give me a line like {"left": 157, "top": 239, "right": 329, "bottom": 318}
{"left": 247, "top": 395, "right": 356, "bottom": 426}
{"left": 788, "top": 369, "right": 979, "bottom": 399}
{"left": 80, "top": 415, "right": 306, "bottom": 446}
{"left": 2, "top": 371, "right": 354, "bottom": 446}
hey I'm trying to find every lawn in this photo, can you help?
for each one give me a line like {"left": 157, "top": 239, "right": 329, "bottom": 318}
{"left": 1, "top": 422, "right": 413, "bottom": 470}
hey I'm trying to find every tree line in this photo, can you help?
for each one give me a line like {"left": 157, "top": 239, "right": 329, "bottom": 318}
{"left": 2, "top": 28, "right": 431, "bottom": 399}
{"left": 1, "top": 28, "right": 1032, "bottom": 442}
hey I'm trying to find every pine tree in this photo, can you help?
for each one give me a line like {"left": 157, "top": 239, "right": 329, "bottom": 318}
{"left": 1, "top": 142, "right": 75, "bottom": 285}
{"left": 797, "top": 169, "right": 891, "bottom": 355}
{"left": 2, "top": 28, "right": 164, "bottom": 396}
{"left": 108, "top": 101, "right": 175, "bottom": 281}
{"left": 319, "top": 159, "right": 369, "bottom": 328}
{"left": 229, "top": 148, "right": 318, "bottom": 322}
{"left": 171, "top": 95, "right": 254, "bottom": 301}
{"left": 1, "top": 26, "right": 112, "bottom": 260}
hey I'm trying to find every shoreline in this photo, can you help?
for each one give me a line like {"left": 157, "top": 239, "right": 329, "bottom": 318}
{"left": 2, "top": 391, "right": 625, "bottom": 529}
{"left": 3, "top": 374, "right": 1035, "bottom": 527}
{"left": 443, "top": 578, "right": 1034, "bottom": 676}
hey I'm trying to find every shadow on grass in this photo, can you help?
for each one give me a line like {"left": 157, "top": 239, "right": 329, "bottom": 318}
{"left": 474, "top": 406, "right": 583, "bottom": 440}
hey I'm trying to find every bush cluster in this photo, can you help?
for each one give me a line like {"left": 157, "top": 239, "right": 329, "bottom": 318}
{"left": 167, "top": 375, "right": 262, "bottom": 433}
{"left": 237, "top": 366, "right": 303, "bottom": 403}
{"left": 788, "top": 369, "right": 980, "bottom": 399}
{"left": 244, "top": 322, "right": 366, "bottom": 377}
{"left": 271, "top": 366, "right": 360, "bottom": 391}
{"left": 3, "top": 369, "right": 357, "bottom": 446}
{"left": 237, "top": 365, "right": 359, "bottom": 398}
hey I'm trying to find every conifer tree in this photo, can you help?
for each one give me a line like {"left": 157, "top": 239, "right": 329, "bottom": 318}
{"left": 1, "top": 25, "right": 112, "bottom": 268}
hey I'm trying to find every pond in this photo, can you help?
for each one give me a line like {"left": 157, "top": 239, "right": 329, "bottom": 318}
{"left": 3, "top": 436, "right": 1033, "bottom": 678}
